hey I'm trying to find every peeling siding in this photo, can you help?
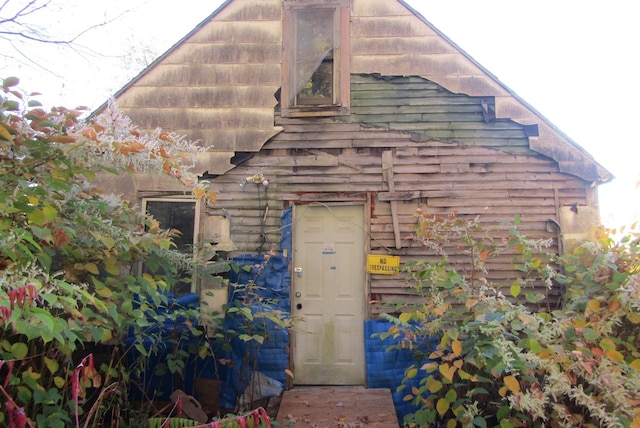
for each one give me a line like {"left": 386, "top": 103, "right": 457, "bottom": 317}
{"left": 204, "top": 75, "right": 591, "bottom": 312}
{"left": 109, "top": 0, "right": 609, "bottom": 182}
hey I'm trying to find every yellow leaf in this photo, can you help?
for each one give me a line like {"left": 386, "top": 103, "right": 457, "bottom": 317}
{"left": 285, "top": 369, "right": 295, "bottom": 379}
{"left": 458, "top": 369, "right": 472, "bottom": 380}
{"left": 193, "top": 186, "right": 206, "bottom": 200}
{"left": 510, "top": 283, "right": 521, "bottom": 298}
{"left": 206, "top": 190, "right": 219, "bottom": 205}
{"left": 54, "top": 376, "right": 66, "bottom": 388}
{"left": 436, "top": 398, "right": 450, "bottom": 416}
{"left": 406, "top": 367, "right": 418, "bottom": 379}
{"left": 498, "top": 386, "right": 508, "bottom": 397}
{"left": 452, "top": 340, "right": 462, "bottom": 357}
{"left": 447, "top": 419, "right": 457, "bottom": 428}
{"left": 439, "top": 364, "right": 456, "bottom": 382}
{"left": 574, "top": 318, "right": 587, "bottom": 328}
{"left": 399, "top": 312, "right": 412, "bottom": 323}
{"left": 95, "top": 287, "right": 112, "bottom": 298}
{"left": 587, "top": 299, "right": 601, "bottom": 313}
{"left": 504, "top": 375, "right": 520, "bottom": 393}
{"left": 100, "top": 329, "right": 112, "bottom": 343}
{"left": 426, "top": 376, "right": 443, "bottom": 393}
{"left": 104, "top": 257, "right": 120, "bottom": 276}
{"left": 453, "top": 405, "right": 465, "bottom": 416}
{"left": 421, "top": 362, "right": 438, "bottom": 373}
{"left": 0, "top": 124, "right": 14, "bottom": 142}
{"left": 403, "top": 394, "right": 414, "bottom": 402}
{"left": 606, "top": 350, "right": 625, "bottom": 363}
{"left": 599, "top": 338, "right": 616, "bottom": 351}
{"left": 628, "top": 313, "right": 640, "bottom": 324}
{"left": 84, "top": 262, "right": 99, "bottom": 275}
{"left": 44, "top": 357, "right": 59, "bottom": 374}
{"left": 101, "top": 236, "right": 115, "bottom": 250}
{"left": 630, "top": 359, "right": 640, "bottom": 371}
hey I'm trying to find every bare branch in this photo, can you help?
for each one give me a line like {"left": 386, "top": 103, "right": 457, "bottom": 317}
{"left": 0, "top": 1, "right": 135, "bottom": 47}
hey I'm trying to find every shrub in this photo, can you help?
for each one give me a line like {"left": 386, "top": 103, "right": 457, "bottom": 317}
{"left": 381, "top": 212, "right": 640, "bottom": 428}
{"left": 0, "top": 77, "right": 216, "bottom": 427}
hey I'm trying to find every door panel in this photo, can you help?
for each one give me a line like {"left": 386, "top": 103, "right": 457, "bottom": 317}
{"left": 292, "top": 205, "right": 365, "bottom": 385}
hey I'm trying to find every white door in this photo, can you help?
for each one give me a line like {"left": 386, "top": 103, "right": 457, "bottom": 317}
{"left": 292, "top": 204, "right": 366, "bottom": 385}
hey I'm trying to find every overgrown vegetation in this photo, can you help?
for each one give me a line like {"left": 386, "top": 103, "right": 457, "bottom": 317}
{"left": 0, "top": 77, "right": 284, "bottom": 427}
{"left": 380, "top": 211, "right": 640, "bottom": 428}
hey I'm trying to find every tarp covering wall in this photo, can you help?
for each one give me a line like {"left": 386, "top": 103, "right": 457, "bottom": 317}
{"left": 126, "top": 293, "right": 201, "bottom": 401}
{"left": 218, "top": 253, "right": 291, "bottom": 409}
{"left": 365, "top": 319, "right": 438, "bottom": 425}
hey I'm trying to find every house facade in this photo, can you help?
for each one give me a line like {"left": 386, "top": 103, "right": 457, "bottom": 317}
{"left": 98, "top": 0, "right": 612, "bottom": 386}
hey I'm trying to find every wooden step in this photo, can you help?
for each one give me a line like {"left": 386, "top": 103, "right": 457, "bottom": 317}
{"left": 276, "top": 387, "right": 399, "bottom": 427}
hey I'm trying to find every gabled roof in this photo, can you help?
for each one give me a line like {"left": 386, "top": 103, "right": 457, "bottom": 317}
{"left": 99, "top": 0, "right": 611, "bottom": 184}
{"left": 396, "top": 0, "right": 611, "bottom": 184}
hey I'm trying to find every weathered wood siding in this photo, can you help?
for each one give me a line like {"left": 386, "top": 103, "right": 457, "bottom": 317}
{"left": 351, "top": 0, "right": 610, "bottom": 182}
{"left": 110, "top": 0, "right": 610, "bottom": 183}
{"left": 206, "top": 75, "right": 591, "bottom": 315}
{"left": 100, "top": 0, "right": 610, "bottom": 315}
{"left": 114, "top": 0, "right": 284, "bottom": 175}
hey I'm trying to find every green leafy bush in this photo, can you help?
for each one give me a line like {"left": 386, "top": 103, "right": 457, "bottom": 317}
{"left": 381, "top": 212, "right": 640, "bottom": 428}
{"left": 0, "top": 77, "right": 216, "bottom": 427}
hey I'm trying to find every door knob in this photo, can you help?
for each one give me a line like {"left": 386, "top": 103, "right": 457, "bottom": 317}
{"left": 296, "top": 303, "right": 302, "bottom": 310}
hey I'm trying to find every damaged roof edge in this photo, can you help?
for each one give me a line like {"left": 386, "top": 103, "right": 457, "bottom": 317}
{"left": 398, "top": 0, "right": 613, "bottom": 185}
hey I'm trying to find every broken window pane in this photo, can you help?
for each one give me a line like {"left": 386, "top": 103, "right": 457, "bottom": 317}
{"left": 293, "top": 8, "right": 335, "bottom": 105}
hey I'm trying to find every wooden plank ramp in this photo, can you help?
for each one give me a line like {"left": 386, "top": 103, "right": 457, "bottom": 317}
{"left": 275, "top": 387, "right": 399, "bottom": 427}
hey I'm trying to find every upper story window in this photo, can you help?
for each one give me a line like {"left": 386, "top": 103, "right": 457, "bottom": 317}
{"left": 282, "top": 0, "right": 350, "bottom": 117}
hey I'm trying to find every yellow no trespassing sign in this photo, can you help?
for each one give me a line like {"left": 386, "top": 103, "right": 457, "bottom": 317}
{"left": 366, "top": 255, "right": 400, "bottom": 275}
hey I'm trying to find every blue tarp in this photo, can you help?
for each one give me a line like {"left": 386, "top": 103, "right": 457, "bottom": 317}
{"left": 365, "top": 319, "right": 438, "bottom": 425}
{"left": 219, "top": 251, "right": 291, "bottom": 409}
{"left": 126, "top": 293, "right": 201, "bottom": 400}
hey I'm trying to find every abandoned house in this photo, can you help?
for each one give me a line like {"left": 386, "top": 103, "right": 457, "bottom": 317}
{"left": 96, "top": 0, "right": 612, "bottom": 394}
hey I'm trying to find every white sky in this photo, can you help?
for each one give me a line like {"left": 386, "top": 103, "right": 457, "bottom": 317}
{"left": 2, "top": 0, "right": 638, "bottom": 229}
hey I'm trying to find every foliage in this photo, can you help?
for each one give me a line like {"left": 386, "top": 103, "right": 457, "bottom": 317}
{"left": 221, "top": 261, "right": 295, "bottom": 412}
{"left": 380, "top": 211, "right": 640, "bottom": 428}
{"left": 149, "top": 406, "right": 272, "bottom": 427}
{"left": 0, "top": 76, "right": 218, "bottom": 427}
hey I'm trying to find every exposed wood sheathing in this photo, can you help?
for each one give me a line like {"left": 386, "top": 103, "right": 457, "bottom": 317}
{"left": 351, "top": 0, "right": 610, "bottom": 183}
{"left": 207, "top": 74, "right": 592, "bottom": 313}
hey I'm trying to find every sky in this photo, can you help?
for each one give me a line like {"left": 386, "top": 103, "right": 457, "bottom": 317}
{"left": 2, "top": 0, "right": 638, "bottom": 229}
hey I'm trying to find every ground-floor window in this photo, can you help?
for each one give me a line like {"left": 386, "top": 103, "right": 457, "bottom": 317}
{"left": 142, "top": 198, "right": 199, "bottom": 293}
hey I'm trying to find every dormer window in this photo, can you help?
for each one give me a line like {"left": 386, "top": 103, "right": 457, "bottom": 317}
{"left": 282, "top": 0, "right": 350, "bottom": 117}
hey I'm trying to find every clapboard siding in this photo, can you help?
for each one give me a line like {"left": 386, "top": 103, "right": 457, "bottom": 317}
{"left": 349, "top": 75, "right": 532, "bottom": 149}
{"left": 101, "top": 0, "right": 610, "bottom": 319}
{"left": 198, "top": 75, "right": 588, "bottom": 314}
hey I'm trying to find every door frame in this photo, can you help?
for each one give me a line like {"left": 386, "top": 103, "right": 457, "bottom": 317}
{"left": 289, "top": 200, "right": 371, "bottom": 385}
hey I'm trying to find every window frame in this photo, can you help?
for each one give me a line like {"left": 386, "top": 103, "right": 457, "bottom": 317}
{"left": 281, "top": 0, "right": 351, "bottom": 117}
{"left": 141, "top": 197, "right": 201, "bottom": 293}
